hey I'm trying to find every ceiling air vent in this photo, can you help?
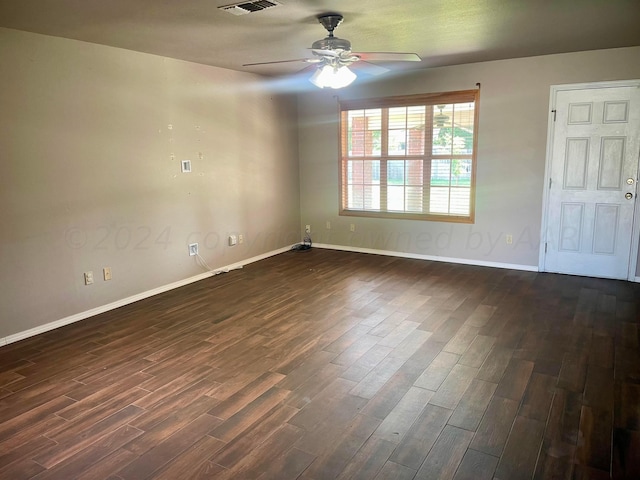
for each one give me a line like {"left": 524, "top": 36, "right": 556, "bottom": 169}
{"left": 219, "top": 0, "right": 282, "bottom": 15}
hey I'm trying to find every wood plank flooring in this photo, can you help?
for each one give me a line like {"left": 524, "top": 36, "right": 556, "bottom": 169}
{"left": 0, "top": 248, "right": 639, "bottom": 479}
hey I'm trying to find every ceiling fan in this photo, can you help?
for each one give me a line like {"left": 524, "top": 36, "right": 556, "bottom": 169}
{"left": 243, "top": 13, "right": 422, "bottom": 88}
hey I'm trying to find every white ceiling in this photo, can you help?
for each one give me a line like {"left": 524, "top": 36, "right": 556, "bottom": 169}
{"left": 1, "top": 0, "right": 639, "bottom": 78}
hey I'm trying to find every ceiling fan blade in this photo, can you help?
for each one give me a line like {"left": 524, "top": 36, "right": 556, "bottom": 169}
{"left": 353, "top": 61, "right": 389, "bottom": 76}
{"left": 243, "top": 58, "right": 321, "bottom": 67}
{"left": 355, "top": 52, "right": 422, "bottom": 62}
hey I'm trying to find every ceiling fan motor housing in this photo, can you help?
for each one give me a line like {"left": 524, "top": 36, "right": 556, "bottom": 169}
{"left": 311, "top": 36, "right": 352, "bottom": 51}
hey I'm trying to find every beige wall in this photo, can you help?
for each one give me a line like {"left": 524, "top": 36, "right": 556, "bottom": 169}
{"left": 2, "top": 28, "right": 639, "bottom": 342}
{"left": 298, "top": 47, "right": 640, "bottom": 274}
{"left": 0, "top": 28, "right": 300, "bottom": 340}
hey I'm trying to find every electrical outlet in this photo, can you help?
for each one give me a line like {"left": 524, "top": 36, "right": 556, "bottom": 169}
{"left": 84, "top": 271, "right": 93, "bottom": 285}
{"left": 103, "top": 267, "right": 112, "bottom": 281}
{"left": 326, "top": 221, "right": 331, "bottom": 229}
{"left": 238, "top": 234, "right": 244, "bottom": 244}
{"left": 506, "top": 234, "right": 513, "bottom": 245}
{"left": 350, "top": 223, "right": 356, "bottom": 232}
{"left": 305, "top": 225, "right": 311, "bottom": 234}
{"left": 189, "top": 243, "right": 198, "bottom": 256}
{"left": 229, "top": 235, "right": 237, "bottom": 246}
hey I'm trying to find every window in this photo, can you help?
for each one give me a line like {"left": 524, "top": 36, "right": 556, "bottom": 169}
{"left": 339, "top": 90, "right": 479, "bottom": 222}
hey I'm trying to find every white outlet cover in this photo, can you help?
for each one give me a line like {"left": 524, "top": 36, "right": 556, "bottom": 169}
{"left": 229, "top": 235, "right": 237, "bottom": 246}
{"left": 188, "top": 243, "right": 198, "bottom": 256}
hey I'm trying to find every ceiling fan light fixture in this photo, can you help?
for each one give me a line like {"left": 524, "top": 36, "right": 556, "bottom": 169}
{"left": 309, "top": 65, "right": 356, "bottom": 89}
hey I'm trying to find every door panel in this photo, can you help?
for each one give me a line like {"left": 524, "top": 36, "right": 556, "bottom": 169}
{"left": 544, "top": 85, "right": 640, "bottom": 279}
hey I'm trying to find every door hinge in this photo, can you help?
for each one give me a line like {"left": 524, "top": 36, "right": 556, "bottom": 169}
{"left": 545, "top": 243, "right": 548, "bottom": 253}
{"left": 551, "top": 109, "right": 557, "bottom": 121}
{"left": 549, "top": 178, "right": 552, "bottom": 189}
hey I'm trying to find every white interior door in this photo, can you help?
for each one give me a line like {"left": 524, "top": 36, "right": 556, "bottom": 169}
{"left": 542, "top": 82, "right": 640, "bottom": 280}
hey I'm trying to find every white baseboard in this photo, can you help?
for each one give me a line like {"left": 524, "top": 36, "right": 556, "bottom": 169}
{"left": 312, "top": 243, "right": 540, "bottom": 272}
{"left": 1, "top": 245, "right": 295, "bottom": 348}
{"left": 4, "top": 242, "right": 630, "bottom": 348}
{"left": 635, "top": 276, "right": 640, "bottom": 283}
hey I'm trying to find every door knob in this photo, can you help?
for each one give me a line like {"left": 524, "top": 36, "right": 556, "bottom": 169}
{"left": 627, "top": 178, "right": 635, "bottom": 185}
{"left": 625, "top": 192, "right": 634, "bottom": 200}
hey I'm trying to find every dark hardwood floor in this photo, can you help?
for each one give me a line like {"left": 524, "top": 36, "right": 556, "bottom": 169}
{"left": 1, "top": 248, "right": 639, "bottom": 479}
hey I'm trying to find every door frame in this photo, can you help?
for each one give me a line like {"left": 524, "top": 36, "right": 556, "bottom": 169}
{"left": 539, "top": 79, "right": 640, "bottom": 281}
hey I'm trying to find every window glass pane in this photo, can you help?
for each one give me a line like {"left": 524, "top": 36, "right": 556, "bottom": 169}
{"left": 430, "top": 187, "right": 449, "bottom": 214}
{"left": 364, "top": 160, "right": 380, "bottom": 185}
{"left": 451, "top": 103, "right": 475, "bottom": 155}
{"left": 365, "top": 185, "right": 380, "bottom": 210}
{"left": 388, "top": 129, "right": 407, "bottom": 155}
{"left": 389, "top": 107, "right": 409, "bottom": 156}
{"left": 388, "top": 160, "right": 405, "bottom": 185}
{"left": 348, "top": 110, "right": 364, "bottom": 156}
{"left": 366, "top": 109, "right": 382, "bottom": 130}
{"left": 366, "top": 109, "right": 381, "bottom": 157}
{"left": 387, "top": 185, "right": 404, "bottom": 211}
{"left": 348, "top": 160, "right": 363, "bottom": 184}
{"left": 450, "top": 187, "right": 470, "bottom": 215}
{"left": 406, "top": 160, "right": 423, "bottom": 185}
{"left": 407, "top": 126, "right": 425, "bottom": 155}
{"left": 433, "top": 103, "right": 475, "bottom": 156}
{"left": 388, "top": 107, "right": 407, "bottom": 129}
{"left": 433, "top": 104, "right": 454, "bottom": 155}
{"left": 407, "top": 106, "right": 426, "bottom": 128}
{"left": 348, "top": 109, "right": 381, "bottom": 157}
{"left": 347, "top": 110, "right": 364, "bottom": 139}
{"left": 371, "top": 132, "right": 381, "bottom": 156}
{"left": 349, "top": 185, "right": 364, "bottom": 209}
{"left": 405, "top": 187, "right": 423, "bottom": 212}
{"left": 452, "top": 159, "right": 471, "bottom": 186}
{"left": 347, "top": 109, "right": 365, "bottom": 122}
{"left": 431, "top": 159, "right": 451, "bottom": 186}
{"left": 349, "top": 130, "right": 364, "bottom": 156}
